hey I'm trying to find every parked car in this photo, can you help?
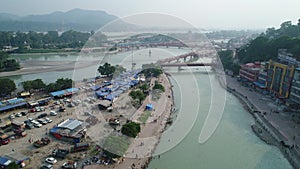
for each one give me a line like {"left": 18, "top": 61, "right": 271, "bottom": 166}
{"left": 9, "top": 114, "right": 15, "bottom": 119}
{"left": 45, "top": 118, "right": 52, "bottom": 123}
{"left": 29, "top": 108, "right": 36, "bottom": 113}
{"left": 59, "top": 107, "right": 66, "bottom": 112}
{"left": 32, "top": 121, "right": 42, "bottom": 128}
{"left": 15, "top": 113, "right": 22, "bottom": 117}
{"left": 38, "top": 113, "right": 48, "bottom": 119}
{"left": 21, "top": 111, "right": 28, "bottom": 116}
{"left": 53, "top": 149, "right": 69, "bottom": 159}
{"left": 50, "top": 111, "right": 57, "bottom": 116}
{"left": 36, "top": 106, "right": 45, "bottom": 112}
{"left": 62, "top": 161, "right": 77, "bottom": 169}
{"left": 45, "top": 157, "right": 57, "bottom": 164}
{"left": 37, "top": 119, "right": 47, "bottom": 125}
{"left": 40, "top": 163, "right": 53, "bottom": 169}
{"left": 26, "top": 123, "right": 35, "bottom": 129}
{"left": 67, "top": 103, "right": 75, "bottom": 107}
{"left": 24, "top": 118, "right": 34, "bottom": 124}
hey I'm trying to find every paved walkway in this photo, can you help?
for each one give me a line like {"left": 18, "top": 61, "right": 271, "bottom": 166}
{"left": 226, "top": 75, "right": 300, "bottom": 152}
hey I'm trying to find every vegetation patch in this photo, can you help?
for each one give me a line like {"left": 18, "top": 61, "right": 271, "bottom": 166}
{"left": 141, "top": 63, "right": 163, "bottom": 77}
{"left": 138, "top": 110, "right": 152, "bottom": 123}
{"left": 0, "top": 78, "right": 16, "bottom": 96}
{"left": 0, "top": 52, "right": 20, "bottom": 72}
{"left": 153, "top": 81, "right": 165, "bottom": 92}
{"left": 129, "top": 90, "right": 146, "bottom": 104}
{"left": 98, "top": 62, "right": 126, "bottom": 77}
{"left": 121, "top": 121, "right": 141, "bottom": 138}
{"left": 102, "top": 134, "right": 131, "bottom": 157}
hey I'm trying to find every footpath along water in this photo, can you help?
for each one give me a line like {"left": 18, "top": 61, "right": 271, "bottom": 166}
{"left": 148, "top": 72, "right": 292, "bottom": 169}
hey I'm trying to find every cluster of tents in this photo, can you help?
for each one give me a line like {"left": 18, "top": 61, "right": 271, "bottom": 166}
{"left": 95, "top": 70, "right": 141, "bottom": 102}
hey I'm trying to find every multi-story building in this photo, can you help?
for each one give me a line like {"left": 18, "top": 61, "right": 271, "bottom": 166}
{"left": 266, "top": 60, "right": 295, "bottom": 99}
{"left": 239, "top": 62, "right": 261, "bottom": 82}
{"left": 289, "top": 68, "right": 300, "bottom": 106}
{"left": 253, "top": 71, "right": 267, "bottom": 89}
{"left": 278, "top": 49, "right": 300, "bottom": 66}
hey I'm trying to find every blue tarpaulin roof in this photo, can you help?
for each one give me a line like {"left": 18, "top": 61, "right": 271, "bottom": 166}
{"left": 50, "top": 127, "right": 59, "bottom": 133}
{"left": 7, "top": 98, "right": 24, "bottom": 104}
{"left": 95, "top": 91, "right": 110, "bottom": 97}
{"left": 50, "top": 90, "right": 66, "bottom": 97}
{"left": 66, "top": 88, "right": 79, "bottom": 93}
{"left": 105, "top": 94, "right": 115, "bottom": 101}
{"left": 0, "top": 102, "right": 27, "bottom": 112}
{"left": 146, "top": 104, "right": 153, "bottom": 110}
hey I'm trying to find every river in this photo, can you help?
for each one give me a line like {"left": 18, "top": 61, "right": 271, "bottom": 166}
{"left": 7, "top": 48, "right": 292, "bottom": 169}
{"left": 148, "top": 71, "right": 291, "bottom": 169}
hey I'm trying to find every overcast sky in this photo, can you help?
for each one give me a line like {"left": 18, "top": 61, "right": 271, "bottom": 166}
{"left": 1, "top": 0, "right": 300, "bottom": 30}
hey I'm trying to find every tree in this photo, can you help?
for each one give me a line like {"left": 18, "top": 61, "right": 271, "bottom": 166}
{"left": 139, "top": 83, "right": 150, "bottom": 93}
{"left": 121, "top": 121, "right": 141, "bottom": 138}
{"left": 45, "top": 83, "right": 59, "bottom": 92}
{"left": 153, "top": 81, "right": 165, "bottom": 92}
{"left": 22, "top": 79, "right": 46, "bottom": 91}
{"left": 45, "top": 78, "right": 73, "bottom": 92}
{"left": 141, "top": 63, "right": 163, "bottom": 77}
{"left": 0, "top": 78, "right": 16, "bottom": 96}
{"left": 98, "top": 62, "right": 116, "bottom": 76}
{"left": 280, "top": 21, "right": 292, "bottom": 29}
{"left": 0, "top": 52, "right": 20, "bottom": 72}
{"left": 55, "top": 78, "right": 73, "bottom": 89}
{"left": 129, "top": 90, "right": 146, "bottom": 103}
{"left": 6, "top": 161, "right": 19, "bottom": 169}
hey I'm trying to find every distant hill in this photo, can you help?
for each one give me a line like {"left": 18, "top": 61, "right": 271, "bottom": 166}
{"left": 0, "top": 9, "right": 121, "bottom": 32}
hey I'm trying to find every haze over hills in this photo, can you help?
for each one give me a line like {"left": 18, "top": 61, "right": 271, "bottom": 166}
{"left": 0, "top": 8, "right": 122, "bottom": 32}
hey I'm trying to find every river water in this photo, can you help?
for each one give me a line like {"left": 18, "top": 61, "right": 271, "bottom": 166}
{"left": 148, "top": 71, "right": 291, "bottom": 169}
{"left": 8, "top": 48, "right": 292, "bottom": 169}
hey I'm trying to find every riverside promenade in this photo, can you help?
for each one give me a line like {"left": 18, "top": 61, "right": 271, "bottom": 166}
{"left": 226, "top": 75, "right": 300, "bottom": 168}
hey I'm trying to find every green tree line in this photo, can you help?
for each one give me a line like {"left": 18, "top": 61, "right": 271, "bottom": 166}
{"left": 0, "top": 52, "right": 20, "bottom": 71}
{"left": 0, "top": 30, "right": 107, "bottom": 52}
{"left": 236, "top": 20, "right": 300, "bottom": 63}
{"left": 0, "top": 78, "right": 73, "bottom": 97}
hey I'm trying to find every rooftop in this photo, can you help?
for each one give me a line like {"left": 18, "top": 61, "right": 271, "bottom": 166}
{"left": 0, "top": 156, "right": 11, "bottom": 166}
{"left": 57, "top": 119, "right": 83, "bottom": 130}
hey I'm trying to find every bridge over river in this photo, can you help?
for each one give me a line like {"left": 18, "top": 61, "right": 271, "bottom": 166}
{"left": 156, "top": 51, "right": 216, "bottom": 68}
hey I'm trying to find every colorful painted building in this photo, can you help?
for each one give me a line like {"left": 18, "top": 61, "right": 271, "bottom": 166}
{"left": 239, "top": 62, "right": 261, "bottom": 82}
{"left": 266, "top": 60, "right": 295, "bottom": 99}
{"left": 289, "top": 68, "right": 300, "bottom": 106}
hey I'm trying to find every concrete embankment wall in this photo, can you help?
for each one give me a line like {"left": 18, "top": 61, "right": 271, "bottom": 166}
{"left": 220, "top": 76, "right": 300, "bottom": 169}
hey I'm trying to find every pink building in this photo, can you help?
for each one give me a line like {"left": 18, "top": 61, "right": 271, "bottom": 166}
{"left": 239, "top": 62, "right": 261, "bottom": 82}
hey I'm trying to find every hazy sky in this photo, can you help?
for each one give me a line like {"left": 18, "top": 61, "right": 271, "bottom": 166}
{"left": 1, "top": 0, "right": 300, "bottom": 29}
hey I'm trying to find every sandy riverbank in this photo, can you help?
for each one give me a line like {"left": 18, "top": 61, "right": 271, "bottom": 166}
{"left": 0, "top": 60, "right": 99, "bottom": 77}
